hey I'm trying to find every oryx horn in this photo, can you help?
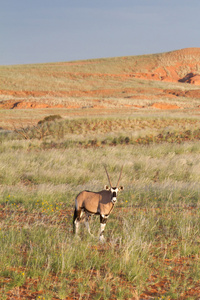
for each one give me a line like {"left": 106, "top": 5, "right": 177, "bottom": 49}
{"left": 104, "top": 165, "right": 112, "bottom": 187}
{"left": 116, "top": 165, "right": 123, "bottom": 187}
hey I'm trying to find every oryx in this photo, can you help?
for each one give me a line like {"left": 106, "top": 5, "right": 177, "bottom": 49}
{"left": 73, "top": 166, "right": 124, "bottom": 241}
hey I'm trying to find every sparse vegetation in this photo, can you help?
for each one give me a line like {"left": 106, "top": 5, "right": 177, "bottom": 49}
{"left": 10, "top": 116, "right": 200, "bottom": 151}
{"left": 0, "top": 115, "right": 200, "bottom": 299}
{"left": 38, "top": 114, "right": 62, "bottom": 125}
{"left": 1, "top": 48, "right": 200, "bottom": 132}
{"left": 0, "top": 49, "right": 200, "bottom": 298}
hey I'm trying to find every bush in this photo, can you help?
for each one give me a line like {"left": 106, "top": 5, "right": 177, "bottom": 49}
{"left": 38, "top": 115, "right": 62, "bottom": 125}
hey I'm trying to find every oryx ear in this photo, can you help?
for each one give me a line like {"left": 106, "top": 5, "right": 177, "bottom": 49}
{"left": 119, "top": 186, "right": 124, "bottom": 191}
{"left": 104, "top": 185, "right": 110, "bottom": 191}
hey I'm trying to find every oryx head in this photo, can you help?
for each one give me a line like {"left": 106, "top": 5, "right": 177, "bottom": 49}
{"left": 104, "top": 166, "right": 124, "bottom": 204}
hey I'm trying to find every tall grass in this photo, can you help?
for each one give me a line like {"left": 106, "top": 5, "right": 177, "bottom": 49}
{"left": 0, "top": 116, "right": 200, "bottom": 299}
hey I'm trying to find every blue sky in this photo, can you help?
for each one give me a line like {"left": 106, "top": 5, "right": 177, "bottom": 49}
{"left": 1, "top": 0, "right": 200, "bottom": 65}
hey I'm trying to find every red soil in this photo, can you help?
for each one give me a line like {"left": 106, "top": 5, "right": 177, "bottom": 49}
{"left": 0, "top": 48, "right": 200, "bottom": 113}
{"left": 151, "top": 103, "right": 181, "bottom": 110}
{"left": 132, "top": 48, "right": 200, "bottom": 84}
{"left": 185, "top": 74, "right": 200, "bottom": 85}
{"left": 0, "top": 100, "right": 65, "bottom": 109}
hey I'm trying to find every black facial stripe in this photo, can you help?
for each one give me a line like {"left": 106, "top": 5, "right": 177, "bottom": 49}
{"left": 112, "top": 191, "right": 117, "bottom": 198}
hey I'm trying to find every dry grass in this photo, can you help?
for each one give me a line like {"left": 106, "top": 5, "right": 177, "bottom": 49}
{"left": 1, "top": 49, "right": 200, "bottom": 122}
{"left": 0, "top": 49, "right": 200, "bottom": 298}
{"left": 0, "top": 115, "right": 200, "bottom": 299}
{"left": 1, "top": 50, "right": 200, "bottom": 135}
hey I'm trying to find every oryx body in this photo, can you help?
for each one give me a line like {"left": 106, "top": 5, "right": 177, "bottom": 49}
{"left": 73, "top": 167, "right": 124, "bottom": 241}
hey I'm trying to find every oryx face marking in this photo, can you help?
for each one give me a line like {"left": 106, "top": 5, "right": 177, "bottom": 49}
{"left": 111, "top": 187, "right": 118, "bottom": 203}
{"left": 73, "top": 166, "right": 124, "bottom": 241}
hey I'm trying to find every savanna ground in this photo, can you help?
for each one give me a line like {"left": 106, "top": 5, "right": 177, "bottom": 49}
{"left": 1, "top": 115, "right": 200, "bottom": 300}
{"left": 0, "top": 49, "right": 200, "bottom": 299}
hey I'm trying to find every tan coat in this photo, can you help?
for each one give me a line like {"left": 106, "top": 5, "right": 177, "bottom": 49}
{"left": 75, "top": 190, "right": 114, "bottom": 216}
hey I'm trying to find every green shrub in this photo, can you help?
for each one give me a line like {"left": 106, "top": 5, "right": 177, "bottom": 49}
{"left": 38, "top": 114, "right": 62, "bottom": 125}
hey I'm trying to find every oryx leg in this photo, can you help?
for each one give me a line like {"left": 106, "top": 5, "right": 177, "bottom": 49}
{"left": 73, "top": 208, "right": 83, "bottom": 234}
{"left": 99, "top": 215, "right": 108, "bottom": 242}
{"left": 84, "top": 213, "right": 94, "bottom": 236}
